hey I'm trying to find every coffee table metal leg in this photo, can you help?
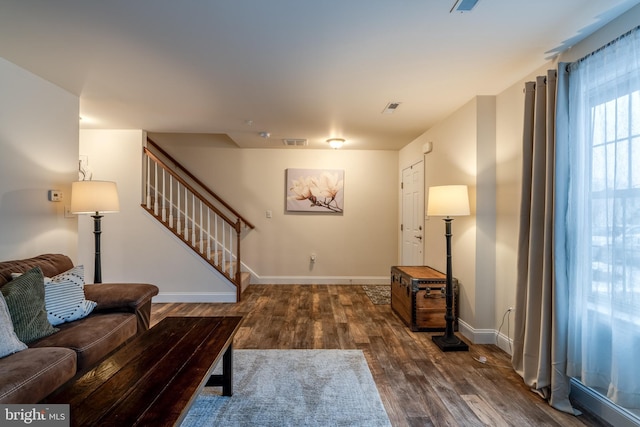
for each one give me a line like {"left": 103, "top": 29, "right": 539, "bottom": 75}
{"left": 205, "top": 343, "right": 234, "bottom": 396}
{"left": 222, "top": 343, "right": 233, "bottom": 396}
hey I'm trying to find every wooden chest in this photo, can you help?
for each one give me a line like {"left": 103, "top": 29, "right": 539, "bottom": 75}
{"left": 390, "top": 266, "right": 459, "bottom": 332}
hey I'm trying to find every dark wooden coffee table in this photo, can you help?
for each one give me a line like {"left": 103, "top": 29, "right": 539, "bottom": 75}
{"left": 47, "top": 316, "right": 243, "bottom": 426}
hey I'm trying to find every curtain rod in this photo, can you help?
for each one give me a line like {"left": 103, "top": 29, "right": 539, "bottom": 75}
{"left": 568, "top": 25, "right": 640, "bottom": 71}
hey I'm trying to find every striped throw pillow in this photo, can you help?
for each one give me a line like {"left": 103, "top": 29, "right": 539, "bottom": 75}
{"left": 44, "top": 265, "right": 97, "bottom": 326}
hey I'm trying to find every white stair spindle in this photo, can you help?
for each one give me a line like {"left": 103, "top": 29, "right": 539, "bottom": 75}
{"left": 176, "top": 184, "right": 181, "bottom": 234}
{"left": 222, "top": 223, "right": 227, "bottom": 273}
{"left": 214, "top": 215, "right": 219, "bottom": 266}
{"left": 199, "top": 201, "right": 204, "bottom": 253}
{"left": 146, "top": 155, "right": 151, "bottom": 209}
{"left": 191, "top": 196, "right": 196, "bottom": 245}
{"left": 168, "top": 175, "right": 174, "bottom": 228}
{"left": 162, "top": 169, "right": 167, "bottom": 222}
{"left": 154, "top": 162, "right": 159, "bottom": 216}
{"left": 207, "top": 210, "right": 211, "bottom": 260}
{"left": 184, "top": 189, "right": 189, "bottom": 240}
{"left": 229, "top": 228, "right": 234, "bottom": 276}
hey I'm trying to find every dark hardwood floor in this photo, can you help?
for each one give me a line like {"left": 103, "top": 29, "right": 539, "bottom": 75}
{"left": 151, "top": 284, "right": 608, "bottom": 427}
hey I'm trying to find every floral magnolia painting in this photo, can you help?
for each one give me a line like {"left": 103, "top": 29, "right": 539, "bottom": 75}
{"left": 286, "top": 169, "right": 344, "bottom": 213}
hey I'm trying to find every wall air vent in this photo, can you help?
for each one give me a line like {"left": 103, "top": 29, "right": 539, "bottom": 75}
{"left": 450, "top": 0, "right": 479, "bottom": 13}
{"left": 382, "top": 102, "right": 402, "bottom": 114}
{"left": 282, "top": 138, "right": 308, "bottom": 146}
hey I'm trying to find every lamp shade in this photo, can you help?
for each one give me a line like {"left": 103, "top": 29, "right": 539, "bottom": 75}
{"left": 71, "top": 181, "right": 120, "bottom": 214}
{"left": 427, "top": 185, "right": 470, "bottom": 217}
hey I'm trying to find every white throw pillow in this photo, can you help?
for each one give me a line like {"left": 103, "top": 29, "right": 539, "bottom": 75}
{"left": 44, "top": 265, "right": 97, "bottom": 326}
{"left": 0, "top": 291, "right": 27, "bottom": 358}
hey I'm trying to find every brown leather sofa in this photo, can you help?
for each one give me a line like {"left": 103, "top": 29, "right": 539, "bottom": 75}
{"left": 0, "top": 254, "right": 159, "bottom": 403}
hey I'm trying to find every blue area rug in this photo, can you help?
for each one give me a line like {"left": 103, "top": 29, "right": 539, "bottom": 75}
{"left": 181, "top": 350, "right": 391, "bottom": 427}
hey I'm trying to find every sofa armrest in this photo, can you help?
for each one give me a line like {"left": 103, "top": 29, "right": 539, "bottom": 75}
{"left": 84, "top": 283, "right": 159, "bottom": 333}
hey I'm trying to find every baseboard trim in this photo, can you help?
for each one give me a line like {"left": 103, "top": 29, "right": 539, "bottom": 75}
{"left": 458, "top": 319, "right": 514, "bottom": 356}
{"left": 154, "top": 292, "right": 237, "bottom": 303}
{"left": 495, "top": 330, "right": 514, "bottom": 355}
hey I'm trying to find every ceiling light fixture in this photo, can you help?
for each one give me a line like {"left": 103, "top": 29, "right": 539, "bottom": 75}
{"left": 327, "top": 138, "right": 345, "bottom": 149}
{"left": 259, "top": 132, "right": 270, "bottom": 138}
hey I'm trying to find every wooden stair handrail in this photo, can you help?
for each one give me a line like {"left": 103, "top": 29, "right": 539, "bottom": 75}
{"left": 146, "top": 137, "right": 255, "bottom": 230}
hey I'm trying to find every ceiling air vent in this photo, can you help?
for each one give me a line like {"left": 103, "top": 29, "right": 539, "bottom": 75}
{"left": 450, "top": 0, "right": 479, "bottom": 13}
{"left": 382, "top": 102, "right": 401, "bottom": 114}
{"left": 282, "top": 138, "right": 308, "bottom": 147}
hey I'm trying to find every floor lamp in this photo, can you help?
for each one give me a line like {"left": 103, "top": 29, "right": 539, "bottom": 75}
{"left": 71, "top": 180, "right": 120, "bottom": 284}
{"left": 427, "top": 185, "right": 470, "bottom": 352}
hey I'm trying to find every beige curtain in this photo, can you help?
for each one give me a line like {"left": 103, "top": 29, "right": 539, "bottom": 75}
{"left": 512, "top": 70, "right": 576, "bottom": 414}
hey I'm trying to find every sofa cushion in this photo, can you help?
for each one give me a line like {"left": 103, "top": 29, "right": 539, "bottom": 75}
{"left": 0, "top": 347, "right": 76, "bottom": 404}
{"left": 1, "top": 267, "right": 58, "bottom": 344}
{"left": 0, "top": 254, "right": 74, "bottom": 287}
{"left": 45, "top": 265, "right": 97, "bottom": 326}
{"left": 30, "top": 312, "right": 137, "bottom": 374}
{"left": 0, "top": 292, "right": 27, "bottom": 358}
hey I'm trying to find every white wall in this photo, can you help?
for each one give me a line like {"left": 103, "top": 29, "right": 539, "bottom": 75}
{"left": 0, "top": 58, "right": 78, "bottom": 261}
{"left": 150, "top": 139, "right": 399, "bottom": 284}
{"left": 475, "top": 96, "right": 497, "bottom": 331}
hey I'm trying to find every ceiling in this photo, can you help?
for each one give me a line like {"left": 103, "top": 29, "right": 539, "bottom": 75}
{"left": 1, "top": 0, "right": 639, "bottom": 150}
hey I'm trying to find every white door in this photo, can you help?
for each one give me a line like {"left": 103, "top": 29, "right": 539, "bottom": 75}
{"left": 401, "top": 161, "right": 424, "bottom": 265}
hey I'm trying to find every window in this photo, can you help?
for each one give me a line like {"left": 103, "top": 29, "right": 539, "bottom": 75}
{"left": 590, "top": 88, "right": 640, "bottom": 320}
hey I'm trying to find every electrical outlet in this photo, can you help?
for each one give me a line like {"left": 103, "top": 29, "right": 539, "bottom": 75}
{"left": 64, "top": 205, "right": 75, "bottom": 218}
{"left": 310, "top": 253, "right": 317, "bottom": 263}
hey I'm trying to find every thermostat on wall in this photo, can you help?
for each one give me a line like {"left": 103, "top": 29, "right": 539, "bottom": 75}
{"left": 48, "top": 190, "right": 63, "bottom": 202}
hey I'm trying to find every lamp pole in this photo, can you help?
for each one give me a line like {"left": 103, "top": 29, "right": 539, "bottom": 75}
{"left": 92, "top": 213, "right": 103, "bottom": 284}
{"left": 432, "top": 217, "right": 468, "bottom": 352}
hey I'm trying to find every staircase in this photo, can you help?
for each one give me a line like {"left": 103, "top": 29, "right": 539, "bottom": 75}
{"left": 141, "top": 138, "right": 255, "bottom": 301}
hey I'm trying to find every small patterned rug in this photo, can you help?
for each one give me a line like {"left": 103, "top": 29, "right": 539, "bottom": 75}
{"left": 362, "top": 285, "right": 391, "bottom": 305}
